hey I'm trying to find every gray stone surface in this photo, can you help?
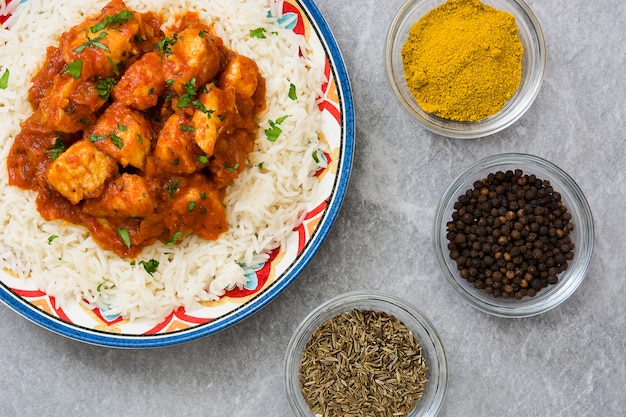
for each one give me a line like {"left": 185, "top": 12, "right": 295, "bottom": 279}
{"left": 1, "top": 0, "right": 624, "bottom": 416}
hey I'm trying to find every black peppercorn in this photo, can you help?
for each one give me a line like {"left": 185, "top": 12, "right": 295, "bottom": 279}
{"left": 446, "top": 170, "right": 575, "bottom": 299}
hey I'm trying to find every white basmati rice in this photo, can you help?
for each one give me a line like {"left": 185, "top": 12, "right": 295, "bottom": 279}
{"left": 0, "top": 0, "right": 327, "bottom": 321}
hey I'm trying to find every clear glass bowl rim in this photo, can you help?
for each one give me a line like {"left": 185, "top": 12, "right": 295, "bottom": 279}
{"left": 433, "top": 153, "right": 595, "bottom": 317}
{"left": 385, "top": 0, "right": 546, "bottom": 139}
{"left": 284, "top": 290, "right": 448, "bottom": 417}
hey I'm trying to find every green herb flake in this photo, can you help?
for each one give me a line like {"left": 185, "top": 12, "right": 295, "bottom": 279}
{"left": 187, "top": 201, "right": 196, "bottom": 212}
{"left": 96, "top": 77, "right": 117, "bottom": 100}
{"left": 75, "top": 30, "right": 109, "bottom": 53}
{"left": 89, "top": 134, "right": 108, "bottom": 142}
{"left": 312, "top": 150, "right": 320, "bottom": 163}
{"left": 96, "top": 281, "right": 109, "bottom": 292}
{"left": 250, "top": 28, "right": 267, "bottom": 39}
{"left": 64, "top": 60, "right": 83, "bottom": 79}
{"left": 45, "top": 137, "right": 66, "bottom": 160}
{"left": 179, "top": 123, "right": 195, "bottom": 132}
{"left": 199, "top": 192, "right": 207, "bottom": 200}
{"left": 224, "top": 163, "right": 240, "bottom": 173}
{"left": 0, "top": 68, "right": 10, "bottom": 89}
{"left": 275, "top": 115, "right": 290, "bottom": 124}
{"left": 172, "top": 158, "right": 179, "bottom": 166}
{"left": 90, "top": 10, "right": 133, "bottom": 33}
{"left": 118, "top": 227, "right": 131, "bottom": 248}
{"left": 198, "top": 155, "right": 209, "bottom": 164}
{"left": 106, "top": 55, "right": 119, "bottom": 76}
{"left": 138, "top": 259, "right": 159, "bottom": 276}
{"left": 110, "top": 133, "right": 124, "bottom": 149}
{"left": 166, "top": 231, "right": 183, "bottom": 246}
{"left": 265, "top": 116, "right": 289, "bottom": 142}
{"left": 47, "top": 235, "right": 58, "bottom": 245}
{"left": 288, "top": 83, "right": 297, "bottom": 100}
{"left": 167, "top": 181, "right": 179, "bottom": 199}
{"left": 199, "top": 30, "right": 208, "bottom": 38}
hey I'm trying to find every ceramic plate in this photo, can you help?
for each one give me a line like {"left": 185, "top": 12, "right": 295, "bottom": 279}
{"left": 0, "top": 0, "right": 354, "bottom": 348}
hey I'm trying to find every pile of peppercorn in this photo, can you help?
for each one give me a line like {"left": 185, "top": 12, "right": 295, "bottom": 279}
{"left": 446, "top": 169, "right": 575, "bottom": 299}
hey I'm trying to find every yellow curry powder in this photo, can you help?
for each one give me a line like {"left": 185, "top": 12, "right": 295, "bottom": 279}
{"left": 401, "top": 0, "right": 523, "bottom": 122}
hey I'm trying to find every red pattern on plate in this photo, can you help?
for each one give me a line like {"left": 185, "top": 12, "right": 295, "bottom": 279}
{"left": 0, "top": 0, "right": 13, "bottom": 26}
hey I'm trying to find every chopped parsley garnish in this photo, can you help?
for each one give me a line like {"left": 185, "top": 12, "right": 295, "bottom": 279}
{"left": 288, "top": 83, "right": 297, "bottom": 100}
{"left": 74, "top": 30, "right": 109, "bottom": 53}
{"left": 45, "top": 137, "right": 66, "bottom": 160}
{"left": 172, "top": 158, "right": 179, "bottom": 165}
{"left": 64, "top": 60, "right": 83, "bottom": 79}
{"left": 89, "top": 124, "right": 126, "bottom": 148}
{"left": 138, "top": 259, "right": 159, "bottom": 276}
{"left": 167, "top": 181, "right": 179, "bottom": 199}
{"left": 109, "top": 133, "right": 124, "bottom": 149}
{"left": 0, "top": 68, "right": 10, "bottom": 89}
{"left": 96, "top": 77, "right": 117, "bottom": 100}
{"left": 198, "top": 155, "right": 209, "bottom": 164}
{"left": 157, "top": 33, "right": 178, "bottom": 56}
{"left": 166, "top": 231, "right": 183, "bottom": 246}
{"left": 199, "top": 30, "right": 208, "bottom": 38}
{"left": 176, "top": 77, "right": 198, "bottom": 109}
{"left": 192, "top": 100, "right": 214, "bottom": 118}
{"left": 90, "top": 10, "right": 133, "bottom": 33}
{"left": 47, "top": 235, "right": 58, "bottom": 245}
{"left": 199, "top": 192, "right": 207, "bottom": 200}
{"left": 312, "top": 150, "right": 320, "bottom": 163}
{"left": 118, "top": 227, "right": 131, "bottom": 248}
{"left": 224, "top": 163, "right": 240, "bottom": 173}
{"left": 96, "top": 280, "right": 111, "bottom": 292}
{"left": 106, "top": 55, "right": 119, "bottom": 76}
{"left": 89, "top": 134, "right": 108, "bottom": 142}
{"left": 264, "top": 115, "right": 289, "bottom": 142}
{"left": 250, "top": 28, "right": 267, "bottom": 39}
{"left": 179, "top": 123, "right": 195, "bottom": 132}
{"left": 187, "top": 201, "right": 196, "bottom": 212}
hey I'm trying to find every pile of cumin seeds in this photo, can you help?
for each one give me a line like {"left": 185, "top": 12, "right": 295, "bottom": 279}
{"left": 299, "top": 309, "right": 428, "bottom": 417}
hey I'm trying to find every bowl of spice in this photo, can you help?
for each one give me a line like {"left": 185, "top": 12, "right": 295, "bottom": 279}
{"left": 284, "top": 291, "right": 447, "bottom": 417}
{"left": 433, "top": 153, "right": 594, "bottom": 317}
{"left": 385, "top": 0, "right": 546, "bottom": 138}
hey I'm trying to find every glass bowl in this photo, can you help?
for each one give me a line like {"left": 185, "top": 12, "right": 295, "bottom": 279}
{"left": 433, "top": 153, "right": 594, "bottom": 317}
{"left": 284, "top": 291, "right": 447, "bottom": 417}
{"left": 385, "top": 0, "right": 546, "bottom": 138}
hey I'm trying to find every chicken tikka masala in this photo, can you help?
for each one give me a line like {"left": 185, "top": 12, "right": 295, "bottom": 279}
{"left": 7, "top": 0, "right": 266, "bottom": 258}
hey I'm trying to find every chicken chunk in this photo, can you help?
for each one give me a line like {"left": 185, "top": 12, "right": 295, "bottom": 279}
{"left": 82, "top": 173, "right": 157, "bottom": 218}
{"left": 163, "top": 174, "right": 227, "bottom": 242}
{"left": 46, "top": 139, "right": 118, "bottom": 205}
{"left": 191, "top": 85, "right": 237, "bottom": 157}
{"left": 88, "top": 102, "right": 152, "bottom": 169}
{"left": 111, "top": 52, "right": 165, "bottom": 110}
{"left": 153, "top": 113, "right": 205, "bottom": 175}
{"left": 58, "top": 0, "right": 143, "bottom": 80}
{"left": 38, "top": 73, "right": 106, "bottom": 133}
{"left": 218, "top": 55, "right": 260, "bottom": 98}
{"left": 163, "top": 26, "right": 221, "bottom": 97}
{"left": 209, "top": 129, "right": 254, "bottom": 188}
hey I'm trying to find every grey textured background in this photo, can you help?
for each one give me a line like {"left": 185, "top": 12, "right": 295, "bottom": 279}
{"left": 1, "top": 0, "right": 624, "bottom": 416}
